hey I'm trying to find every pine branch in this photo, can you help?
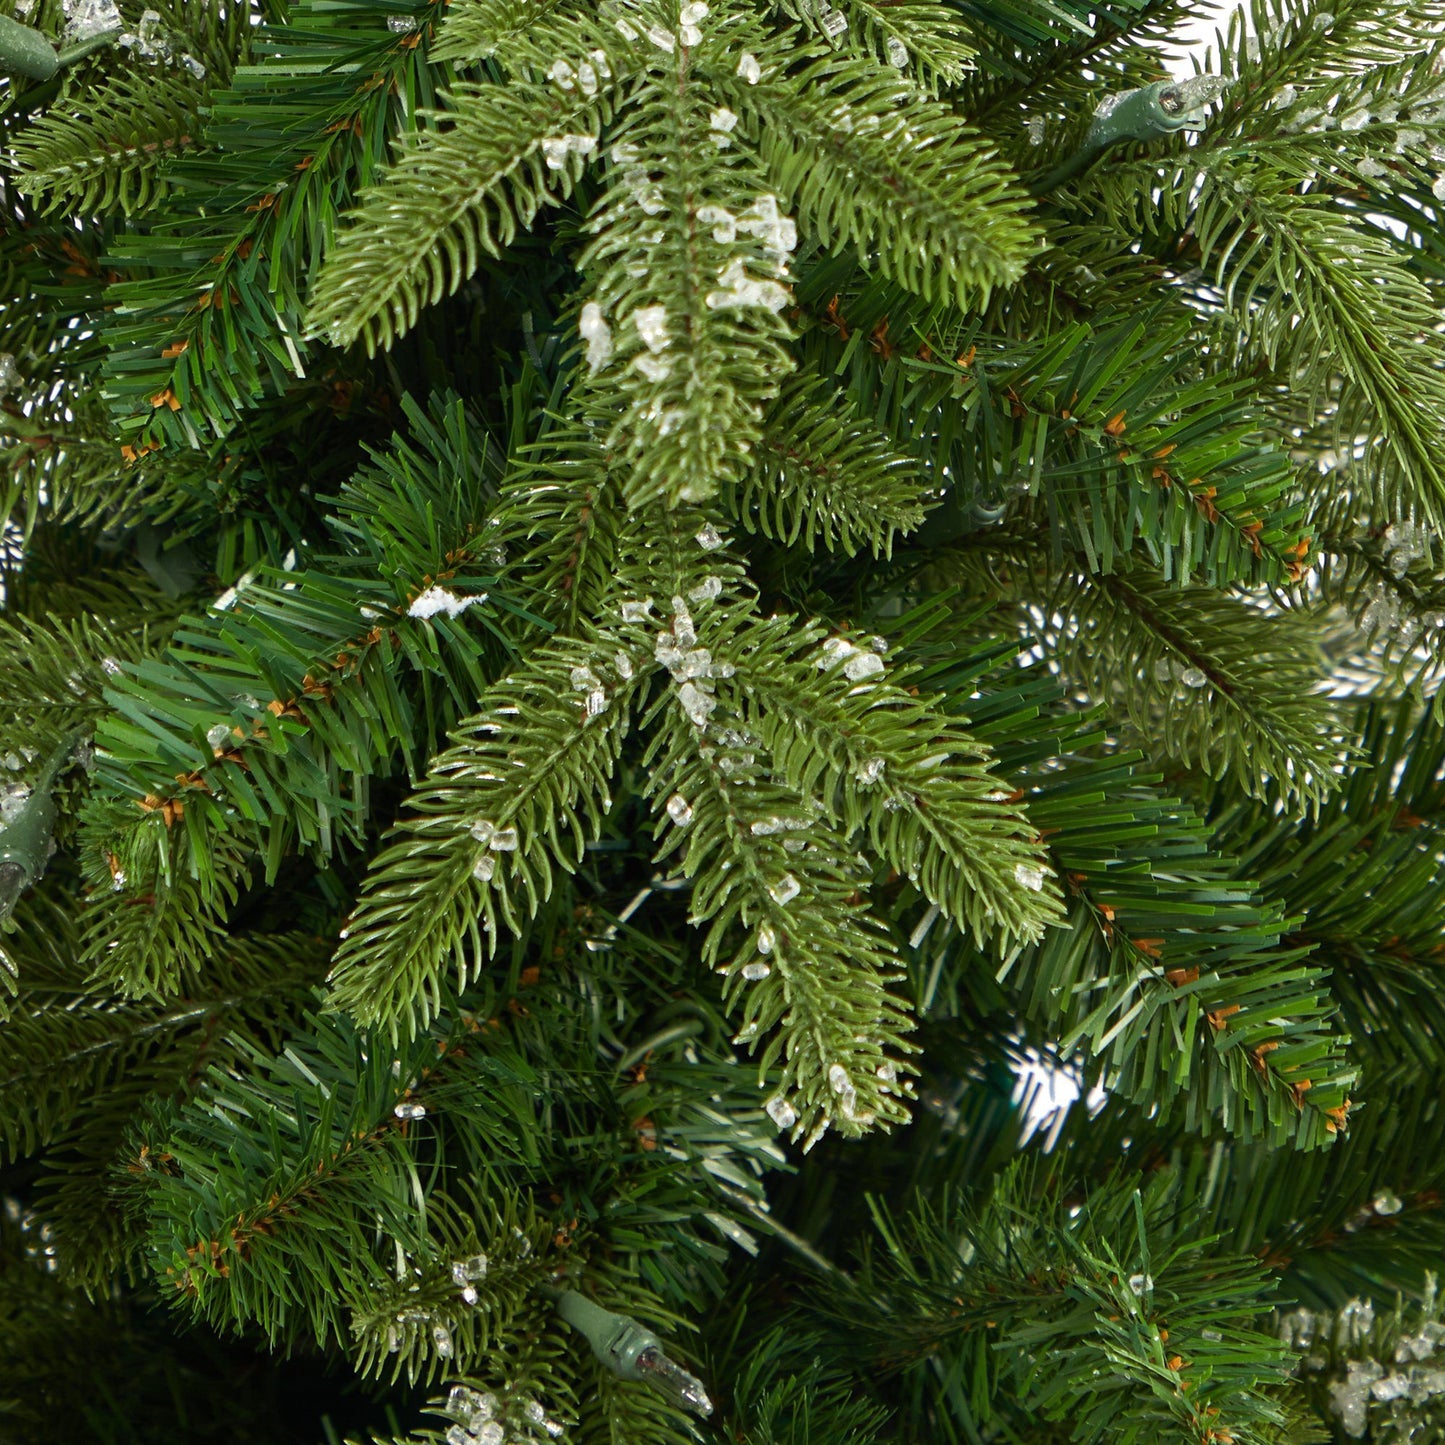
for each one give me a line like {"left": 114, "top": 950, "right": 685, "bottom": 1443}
{"left": 1045, "top": 565, "right": 1350, "bottom": 810}
{"left": 720, "top": 374, "right": 928, "bottom": 559}
{"left": 307, "top": 66, "right": 627, "bottom": 353}
{"left": 716, "top": 37, "right": 1038, "bottom": 307}
{"left": 326, "top": 633, "right": 648, "bottom": 1033}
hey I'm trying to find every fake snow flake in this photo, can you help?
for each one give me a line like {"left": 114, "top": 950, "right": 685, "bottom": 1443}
{"left": 633, "top": 353, "right": 672, "bottom": 382}
{"left": 541, "top": 133, "right": 596, "bottom": 170}
{"left": 696, "top": 205, "right": 737, "bottom": 243}
{"left": 705, "top": 257, "right": 790, "bottom": 313}
{"left": 736, "top": 50, "right": 761, "bottom": 83}
{"left": 855, "top": 757, "right": 885, "bottom": 786}
{"left": 843, "top": 651, "right": 884, "bottom": 681}
{"left": 769, "top": 874, "right": 800, "bottom": 906}
{"left": 631, "top": 305, "right": 670, "bottom": 350}
{"left": 580, "top": 301, "right": 613, "bottom": 372}
{"left": 1014, "top": 862, "right": 1045, "bottom": 891}
{"left": 677, "top": 681, "right": 716, "bottom": 726}
{"left": 408, "top": 586, "right": 487, "bottom": 619}
{"left": 766, "top": 1095, "right": 797, "bottom": 1128}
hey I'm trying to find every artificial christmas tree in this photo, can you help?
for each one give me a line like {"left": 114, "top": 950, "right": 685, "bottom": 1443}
{"left": 2, "top": 0, "right": 1445, "bottom": 1438}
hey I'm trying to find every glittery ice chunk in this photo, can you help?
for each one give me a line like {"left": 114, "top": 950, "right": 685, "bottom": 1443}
{"left": 666, "top": 793, "right": 694, "bottom": 826}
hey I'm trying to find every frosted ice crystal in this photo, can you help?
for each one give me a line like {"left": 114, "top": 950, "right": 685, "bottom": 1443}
{"left": 1180, "top": 667, "right": 1208, "bottom": 688}
{"left": 409, "top": 586, "right": 487, "bottom": 619}
{"left": 432, "top": 1323, "right": 453, "bottom": 1357}
{"left": 646, "top": 24, "right": 674, "bottom": 50}
{"left": 876, "top": 1060, "right": 897, "bottom": 1082}
{"left": 614, "top": 15, "right": 638, "bottom": 38}
{"left": 579, "top": 301, "right": 613, "bottom": 372}
{"left": 671, "top": 597, "right": 697, "bottom": 647}
{"left": 476, "top": 1425, "right": 505, "bottom": 1445}
{"left": 469, "top": 820, "right": 496, "bottom": 844}
{"left": 886, "top": 35, "right": 908, "bottom": 66}
{"left": 1127, "top": 1272, "right": 1153, "bottom": 1296}
{"left": 0, "top": 786, "right": 31, "bottom": 826}
{"left": 394, "top": 1101, "right": 426, "bottom": 1120}
{"left": 1435, "top": 173, "right": 1445, "bottom": 201}
{"left": 766, "top": 1096, "right": 797, "bottom": 1128}
{"left": 769, "top": 874, "right": 800, "bottom": 905}
{"left": 819, "top": 5, "right": 846, "bottom": 36}
{"left": 571, "top": 665, "right": 601, "bottom": 692}
{"left": 490, "top": 826, "right": 519, "bottom": 851}
{"left": 741, "top": 961, "right": 771, "bottom": 979}
{"left": 680, "top": 21, "right": 702, "bottom": 44}
{"left": 388, "top": 14, "right": 417, "bottom": 31}
{"left": 541, "top": 133, "right": 596, "bottom": 170}
{"left": 586, "top": 689, "right": 608, "bottom": 716}
{"left": 446, "top": 1428, "right": 471, "bottom": 1445}
{"left": 1014, "top": 862, "right": 1045, "bottom": 891}
{"left": 843, "top": 651, "right": 884, "bottom": 681}
{"left": 666, "top": 793, "right": 694, "bottom": 826}
{"left": 689, "top": 575, "right": 722, "bottom": 602}
{"left": 757, "top": 924, "right": 776, "bottom": 954}
{"left": 206, "top": 723, "right": 231, "bottom": 748}
{"left": 589, "top": 47, "right": 611, "bottom": 77}
{"left": 1329, "top": 1360, "right": 1383, "bottom": 1436}
{"left": 1374, "top": 1187, "right": 1403, "bottom": 1215}
{"left": 680, "top": 1, "right": 708, "bottom": 20}
{"left": 696, "top": 523, "right": 725, "bottom": 551}
{"left": 181, "top": 53, "right": 205, "bottom": 77}
{"left": 548, "top": 58, "right": 576, "bottom": 88}
{"left": 620, "top": 598, "right": 654, "bottom": 622}
{"left": 577, "top": 60, "right": 599, "bottom": 95}
{"left": 737, "top": 51, "right": 761, "bottom": 83}
{"left": 1025, "top": 115, "right": 1045, "bottom": 144}
{"left": 710, "top": 107, "right": 738, "bottom": 133}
